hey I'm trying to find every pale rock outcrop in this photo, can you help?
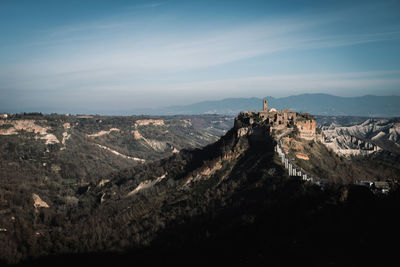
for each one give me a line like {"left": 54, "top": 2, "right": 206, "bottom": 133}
{"left": 96, "top": 144, "right": 145, "bottom": 162}
{"left": 322, "top": 133, "right": 380, "bottom": 156}
{"left": 184, "top": 161, "right": 223, "bottom": 186}
{"left": 38, "top": 134, "right": 60, "bottom": 144}
{"left": 132, "top": 130, "right": 167, "bottom": 151}
{"left": 32, "top": 194, "right": 49, "bottom": 209}
{"left": 319, "top": 118, "right": 400, "bottom": 156}
{"left": 296, "top": 153, "right": 310, "bottom": 160}
{"left": 371, "top": 131, "right": 386, "bottom": 140}
{"left": 237, "top": 127, "right": 249, "bottom": 138}
{"left": 132, "top": 130, "right": 143, "bottom": 140}
{"left": 127, "top": 173, "right": 167, "bottom": 196}
{"left": 0, "top": 120, "right": 49, "bottom": 135}
{"left": 100, "top": 193, "right": 106, "bottom": 203}
{"left": 61, "top": 132, "right": 71, "bottom": 145}
{"left": 183, "top": 148, "right": 243, "bottom": 187}
{"left": 0, "top": 119, "right": 60, "bottom": 144}
{"left": 323, "top": 119, "right": 399, "bottom": 146}
{"left": 97, "top": 179, "right": 110, "bottom": 187}
{"left": 87, "top": 128, "right": 120, "bottom": 137}
{"left": 134, "top": 119, "right": 164, "bottom": 127}
{"left": 146, "top": 140, "right": 167, "bottom": 151}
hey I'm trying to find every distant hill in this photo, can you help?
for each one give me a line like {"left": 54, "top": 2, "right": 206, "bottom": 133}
{"left": 134, "top": 94, "right": 400, "bottom": 117}
{"left": 3, "top": 94, "right": 399, "bottom": 117}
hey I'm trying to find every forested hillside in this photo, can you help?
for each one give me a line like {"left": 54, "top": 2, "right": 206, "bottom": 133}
{"left": 1, "top": 113, "right": 400, "bottom": 266}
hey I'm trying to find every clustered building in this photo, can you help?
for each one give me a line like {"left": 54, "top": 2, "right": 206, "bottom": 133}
{"left": 237, "top": 99, "right": 317, "bottom": 140}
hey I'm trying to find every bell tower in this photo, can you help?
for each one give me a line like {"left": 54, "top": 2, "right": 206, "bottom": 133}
{"left": 263, "top": 99, "right": 268, "bottom": 112}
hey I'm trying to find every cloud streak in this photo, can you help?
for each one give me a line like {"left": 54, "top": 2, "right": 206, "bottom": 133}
{"left": 4, "top": 15, "right": 400, "bottom": 78}
{"left": 1, "top": 1, "right": 400, "bottom": 112}
{"left": 2, "top": 70, "right": 399, "bottom": 112}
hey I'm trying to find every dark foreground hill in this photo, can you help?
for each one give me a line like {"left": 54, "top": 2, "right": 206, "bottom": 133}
{"left": 14, "top": 189, "right": 400, "bottom": 267}
{"left": 1, "top": 114, "right": 400, "bottom": 266}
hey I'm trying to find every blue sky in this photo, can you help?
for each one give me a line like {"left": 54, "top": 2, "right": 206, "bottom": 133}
{"left": 1, "top": 0, "right": 400, "bottom": 113}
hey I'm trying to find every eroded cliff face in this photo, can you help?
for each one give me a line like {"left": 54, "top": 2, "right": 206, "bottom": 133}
{"left": 182, "top": 121, "right": 274, "bottom": 187}
{"left": 295, "top": 120, "right": 316, "bottom": 140}
{"left": 0, "top": 119, "right": 61, "bottom": 144}
{"left": 320, "top": 118, "right": 400, "bottom": 156}
{"left": 322, "top": 133, "right": 381, "bottom": 156}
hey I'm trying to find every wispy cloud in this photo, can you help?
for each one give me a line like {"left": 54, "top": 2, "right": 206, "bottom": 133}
{"left": 136, "top": 2, "right": 165, "bottom": 9}
{"left": 1, "top": 1, "right": 400, "bottom": 111}
{"left": 10, "top": 15, "right": 400, "bottom": 75}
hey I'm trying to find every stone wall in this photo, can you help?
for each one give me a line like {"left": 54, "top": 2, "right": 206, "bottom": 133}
{"left": 295, "top": 119, "right": 316, "bottom": 140}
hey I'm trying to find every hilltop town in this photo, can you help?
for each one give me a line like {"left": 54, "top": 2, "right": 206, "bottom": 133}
{"left": 232, "top": 100, "right": 398, "bottom": 191}
{"left": 235, "top": 99, "right": 317, "bottom": 140}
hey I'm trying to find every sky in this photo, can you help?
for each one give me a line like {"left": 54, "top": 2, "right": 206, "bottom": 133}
{"left": 1, "top": 0, "right": 400, "bottom": 113}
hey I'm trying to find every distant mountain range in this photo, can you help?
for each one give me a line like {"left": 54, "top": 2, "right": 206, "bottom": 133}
{"left": 131, "top": 94, "right": 400, "bottom": 117}
{"left": 3, "top": 94, "right": 399, "bottom": 117}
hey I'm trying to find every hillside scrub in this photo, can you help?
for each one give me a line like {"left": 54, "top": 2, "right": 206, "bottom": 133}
{"left": 1, "top": 114, "right": 400, "bottom": 266}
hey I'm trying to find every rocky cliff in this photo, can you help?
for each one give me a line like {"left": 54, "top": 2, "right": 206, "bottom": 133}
{"left": 295, "top": 119, "right": 317, "bottom": 140}
{"left": 321, "top": 118, "right": 400, "bottom": 155}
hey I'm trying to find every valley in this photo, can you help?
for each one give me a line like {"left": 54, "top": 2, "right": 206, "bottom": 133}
{"left": 2, "top": 1, "right": 400, "bottom": 266}
{"left": 0, "top": 110, "right": 400, "bottom": 266}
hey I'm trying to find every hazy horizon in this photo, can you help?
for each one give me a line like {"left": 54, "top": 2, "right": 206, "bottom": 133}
{"left": 2, "top": 93, "right": 400, "bottom": 116}
{"left": 1, "top": 0, "right": 400, "bottom": 113}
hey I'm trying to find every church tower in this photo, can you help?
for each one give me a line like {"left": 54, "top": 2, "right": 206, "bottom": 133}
{"left": 263, "top": 99, "right": 268, "bottom": 112}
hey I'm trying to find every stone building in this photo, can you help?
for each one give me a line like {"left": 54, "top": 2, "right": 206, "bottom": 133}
{"left": 236, "top": 99, "right": 316, "bottom": 140}
{"left": 263, "top": 99, "right": 268, "bottom": 112}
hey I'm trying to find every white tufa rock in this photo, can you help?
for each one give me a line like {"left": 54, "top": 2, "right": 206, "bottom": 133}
{"left": 127, "top": 173, "right": 167, "bottom": 196}
{"left": 134, "top": 119, "right": 165, "bottom": 127}
{"left": 87, "top": 128, "right": 120, "bottom": 137}
{"left": 96, "top": 144, "right": 145, "bottom": 162}
{"left": 32, "top": 194, "right": 49, "bottom": 209}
